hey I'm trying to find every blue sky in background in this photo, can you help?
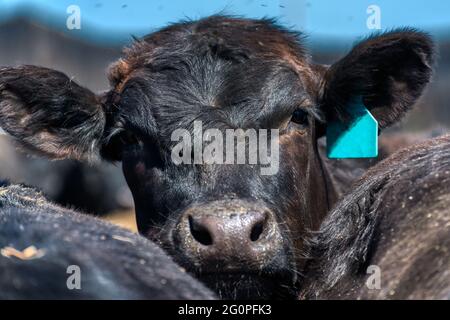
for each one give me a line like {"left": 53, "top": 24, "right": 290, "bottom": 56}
{"left": 0, "top": 0, "right": 449, "bottom": 46}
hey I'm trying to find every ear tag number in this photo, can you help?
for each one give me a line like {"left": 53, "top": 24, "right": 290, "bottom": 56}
{"left": 326, "top": 98, "right": 378, "bottom": 159}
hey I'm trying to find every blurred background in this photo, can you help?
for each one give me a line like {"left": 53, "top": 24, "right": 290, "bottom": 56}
{"left": 0, "top": 0, "right": 448, "bottom": 230}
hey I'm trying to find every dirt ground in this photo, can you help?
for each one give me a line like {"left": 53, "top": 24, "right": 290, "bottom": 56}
{"left": 102, "top": 209, "right": 138, "bottom": 233}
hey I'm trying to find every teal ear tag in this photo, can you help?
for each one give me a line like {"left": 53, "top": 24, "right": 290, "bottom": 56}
{"left": 326, "top": 98, "right": 378, "bottom": 159}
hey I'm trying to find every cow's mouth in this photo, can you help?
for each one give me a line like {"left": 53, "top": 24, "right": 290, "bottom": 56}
{"left": 197, "top": 271, "right": 297, "bottom": 300}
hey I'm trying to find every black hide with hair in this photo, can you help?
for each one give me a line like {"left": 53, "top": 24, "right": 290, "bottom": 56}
{"left": 0, "top": 182, "right": 215, "bottom": 299}
{"left": 300, "top": 135, "right": 450, "bottom": 299}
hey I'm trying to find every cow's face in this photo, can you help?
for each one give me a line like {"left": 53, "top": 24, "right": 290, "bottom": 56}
{"left": 103, "top": 19, "right": 331, "bottom": 299}
{"left": 0, "top": 17, "right": 434, "bottom": 299}
{"left": 115, "top": 70, "right": 327, "bottom": 299}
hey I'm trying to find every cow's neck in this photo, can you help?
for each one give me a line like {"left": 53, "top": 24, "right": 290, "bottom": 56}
{"left": 311, "top": 140, "right": 339, "bottom": 230}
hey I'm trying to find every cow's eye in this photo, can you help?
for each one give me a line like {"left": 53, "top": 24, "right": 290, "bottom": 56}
{"left": 119, "top": 131, "right": 142, "bottom": 147}
{"left": 291, "top": 109, "right": 309, "bottom": 126}
{"left": 101, "top": 130, "right": 143, "bottom": 161}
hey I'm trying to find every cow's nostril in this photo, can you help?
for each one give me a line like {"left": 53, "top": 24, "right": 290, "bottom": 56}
{"left": 188, "top": 215, "right": 213, "bottom": 246}
{"left": 250, "top": 220, "right": 265, "bottom": 242}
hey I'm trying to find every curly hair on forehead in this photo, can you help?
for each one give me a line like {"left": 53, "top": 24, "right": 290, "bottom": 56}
{"left": 107, "top": 15, "right": 312, "bottom": 94}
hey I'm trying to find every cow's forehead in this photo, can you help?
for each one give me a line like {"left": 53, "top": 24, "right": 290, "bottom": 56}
{"left": 115, "top": 59, "right": 310, "bottom": 139}
{"left": 108, "top": 16, "right": 314, "bottom": 94}
{"left": 106, "top": 16, "right": 321, "bottom": 138}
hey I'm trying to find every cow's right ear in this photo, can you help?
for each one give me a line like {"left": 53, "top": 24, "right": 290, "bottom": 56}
{"left": 0, "top": 65, "right": 107, "bottom": 162}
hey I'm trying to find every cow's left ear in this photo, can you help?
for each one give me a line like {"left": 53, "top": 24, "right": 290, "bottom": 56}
{"left": 318, "top": 29, "right": 435, "bottom": 129}
{"left": 0, "top": 65, "right": 106, "bottom": 162}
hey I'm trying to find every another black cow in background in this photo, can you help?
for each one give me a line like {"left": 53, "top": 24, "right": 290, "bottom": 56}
{"left": 300, "top": 135, "right": 450, "bottom": 299}
{"left": 0, "top": 16, "right": 435, "bottom": 299}
{"left": 0, "top": 135, "right": 132, "bottom": 215}
{"left": 0, "top": 182, "right": 215, "bottom": 299}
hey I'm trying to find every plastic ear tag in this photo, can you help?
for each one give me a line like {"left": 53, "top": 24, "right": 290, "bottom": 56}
{"left": 326, "top": 98, "right": 378, "bottom": 159}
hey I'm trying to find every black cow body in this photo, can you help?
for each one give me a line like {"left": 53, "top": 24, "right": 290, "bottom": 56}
{"left": 300, "top": 135, "right": 450, "bottom": 299}
{"left": 0, "top": 182, "right": 215, "bottom": 299}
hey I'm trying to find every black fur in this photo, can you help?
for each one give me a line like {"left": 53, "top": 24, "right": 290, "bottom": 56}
{"left": 0, "top": 183, "right": 215, "bottom": 299}
{"left": 320, "top": 29, "right": 435, "bottom": 127}
{"left": 0, "top": 65, "right": 105, "bottom": 161}
{"left": 300, "top": 135, "right": 450, "bottom": 299}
